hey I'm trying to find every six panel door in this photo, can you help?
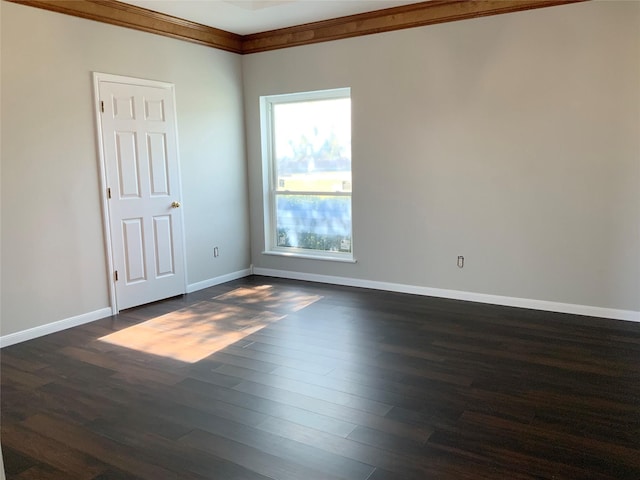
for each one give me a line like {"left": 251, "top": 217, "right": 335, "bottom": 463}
{"left": 98, "top": 79, "right": 185, "bottom": 310}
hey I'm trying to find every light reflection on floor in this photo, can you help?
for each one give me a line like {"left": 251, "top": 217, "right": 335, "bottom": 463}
{"left": 213, "top": 285, "right": 323, "bottom": 312}
{"left": 99, "top": 285, "right": 323, "bottom": 363}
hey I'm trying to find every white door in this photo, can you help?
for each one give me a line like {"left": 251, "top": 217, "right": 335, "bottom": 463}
{"left": 95, "top": 74, "right": 185, "bottom": 311}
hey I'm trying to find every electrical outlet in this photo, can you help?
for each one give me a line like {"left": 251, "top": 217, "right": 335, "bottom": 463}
{"left": 457, "top": 255, "right": 464, "bottom": 268}
{"left": 214, "top": 246, "right": 219, "bottom": 258}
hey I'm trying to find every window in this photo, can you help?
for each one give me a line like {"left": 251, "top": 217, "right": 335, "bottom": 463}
{"left": 261, "top": 88, "right": 353, "bottom": 261}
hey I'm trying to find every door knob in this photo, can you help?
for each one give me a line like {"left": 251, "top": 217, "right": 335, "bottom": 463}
{"left": 171, "top": 201, "right": 181, "bottom": 208}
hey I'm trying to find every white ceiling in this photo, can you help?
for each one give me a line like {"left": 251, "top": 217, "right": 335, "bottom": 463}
{"left": 121, "top": 0, "right": 423, "bottom": 35}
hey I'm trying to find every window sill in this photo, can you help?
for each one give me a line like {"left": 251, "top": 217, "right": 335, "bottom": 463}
{"left": 262, "top": 250, "right": 357, "bottom": 263}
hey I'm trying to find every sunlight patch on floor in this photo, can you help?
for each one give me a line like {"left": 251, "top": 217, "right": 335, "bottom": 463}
{"left": 98, "top": 285, "right": 322, "bottom": 363}
{"left": 213, "top": 284, "right": 323, "bottom": 312}
{"left": 99, "top": 302, "right": 284, "bottom": 363}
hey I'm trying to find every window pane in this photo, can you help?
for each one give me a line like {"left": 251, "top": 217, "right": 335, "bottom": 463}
{"left": 276, "top": 195, "right": 352, "bottom": 253}
{"left": 273, "top": 98, "right": 351, "bottom": 193}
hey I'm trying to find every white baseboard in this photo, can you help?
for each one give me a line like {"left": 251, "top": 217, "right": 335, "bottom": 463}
{"left": 0, "top": 269, "right": 252, "bottom": 348}
{"left": 0, "top": 307, "right": 113, "bottom": 348}
{"left": 3, "top": 268, "right": 634, "bottom": 349}
{"left": 253, "top": 268, "right": 640, "bottom": 323}
{"left": 186, "top": 268, "right": 252, "bottom": 293}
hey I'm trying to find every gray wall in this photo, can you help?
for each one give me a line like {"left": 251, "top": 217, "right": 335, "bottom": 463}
{"left": 1, "top": 2, "right": 250, "bottom": 337}
{"left": 1, "top": 0, "right": 639, "bottom": 341}
{"left": 243, "top": 1, "right": 640, "bottom": 312}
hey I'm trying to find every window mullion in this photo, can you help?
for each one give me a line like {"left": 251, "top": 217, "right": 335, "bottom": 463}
{"left": 274, "top": 191, "right": 352, "bottom": 197}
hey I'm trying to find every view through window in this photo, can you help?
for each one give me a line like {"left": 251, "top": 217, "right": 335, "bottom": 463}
{"left": 262, "top": 88, "right": 352, "bottom": 260}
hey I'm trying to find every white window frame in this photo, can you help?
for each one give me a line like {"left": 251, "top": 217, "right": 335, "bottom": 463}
{"left": 260, "top": 88, "right": 355, "bottom": 262}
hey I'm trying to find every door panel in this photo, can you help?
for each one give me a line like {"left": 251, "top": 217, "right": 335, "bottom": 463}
{"left": 115, "top": 131, "right": 141, "bottom": 198}
{"left": 123, "top": 218, "right": 146, "bottom": 284}
{"left": 153, "top": 215, "right": 175, "bottom": 277}
{"left": 113, "top": 95, "right": 135, "bottom": 120}
{"left": 98, "top": 77, "right": 185, "bottom": 310}
{"left": 147, "top": 133, "right": 170, "bottom": 196}
{"left": 145, "top": 98, "right": 165, "bottom": 121}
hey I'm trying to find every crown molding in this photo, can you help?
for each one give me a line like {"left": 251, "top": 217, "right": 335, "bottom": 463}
{"left": 8, "top": 0, "right": 587, "bottom": 55}
{"left": 242, "top": 0, "right": 587, "bottom": 54}
{"left": 7, "top": 0, "right": 244, "bottom": 53}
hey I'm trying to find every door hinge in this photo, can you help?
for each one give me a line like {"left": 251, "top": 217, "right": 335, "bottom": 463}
{"left": 107, "top": 187, "right": 111, "bottom": 199}
{"left": 100, "top": 101, "right": 104, "bottom": 113}
{"left": 114, "top": 270, "right": 119, "bottom": 282}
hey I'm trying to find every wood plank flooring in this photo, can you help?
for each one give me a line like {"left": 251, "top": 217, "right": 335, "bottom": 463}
{"left": 2, "top": 275, "right": 639, "bottom": 479}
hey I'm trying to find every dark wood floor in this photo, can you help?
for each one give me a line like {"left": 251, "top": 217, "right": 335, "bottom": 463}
{"left": 2, "top": 276, "right": 640, "bottom": 479}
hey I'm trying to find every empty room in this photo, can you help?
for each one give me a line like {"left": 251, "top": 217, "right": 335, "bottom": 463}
{"left": 1, "top": 0, "right": 639, "bottom": 478}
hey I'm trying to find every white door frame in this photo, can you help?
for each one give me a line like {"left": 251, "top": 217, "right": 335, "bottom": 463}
{"left": 92, "top": 72, "right": 188, "bottom": 314}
